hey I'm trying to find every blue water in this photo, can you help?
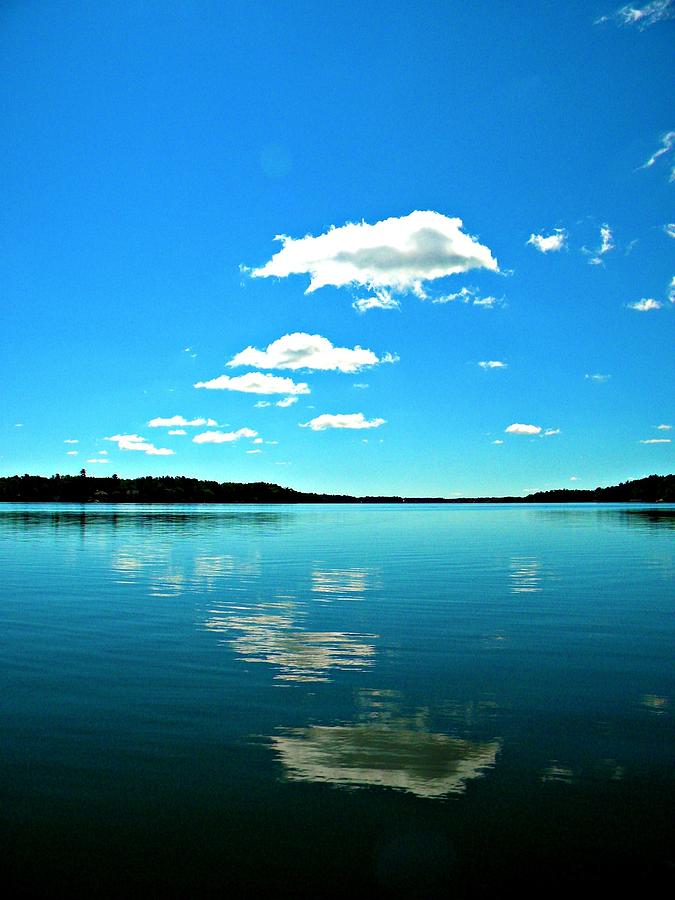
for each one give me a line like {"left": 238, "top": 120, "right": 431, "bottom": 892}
{"left": 1, "top": 504, "right": 673, "bottom": 896}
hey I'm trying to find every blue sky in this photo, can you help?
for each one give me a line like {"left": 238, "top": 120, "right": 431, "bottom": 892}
{"left": 1, "top": 0, "right": 673, "bottom": 496}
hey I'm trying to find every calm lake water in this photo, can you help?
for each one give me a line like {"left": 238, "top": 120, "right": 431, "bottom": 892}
{"left": 1, "top": 503, "right": 673, "bottom": 896}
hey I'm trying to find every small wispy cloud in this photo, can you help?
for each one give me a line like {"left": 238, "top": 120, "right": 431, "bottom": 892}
{"left": 570, "top": 476, "right": 579, "bottom": 481}
{"left": 478, "top": 360, "right": 507, "bottom": 369}
{"left": 584, "top": 224, "right": 614, "bottom": 265}
{"left": 527, "top": 228, "right": 567, "bottom": 253}
{"left": 505, "top": 423, "right": 542, "bottom": 435}
{"left": 492, "top": 439, "right": 504, "bottom": 445}
{"left": 543, "top": 428, "right": 561, "bottom": 437}
{"left": 227, "top": 333, "right": 397, "bottom": 373}
{"left": 246, "top": 449, "right": 262, "bottom": 454}
{"left": 105, "top": 434, "right": 175, "bottom": 456}
{"left": 664, "top": 224, "right": 675, "bottom": 239}
{"left": 352, "top": 289, "right": 401, "bottom": 313}
{"left": 595, "top": 1, "right": 674, "bottom": 28}
{"left": 638, "top": 130, "right": 675, "bottom": 180}
{"left": 193, "top": 428, "right": 258, "bottom": 444}
{"left": 183, "top": 347, "right": 197, "bottom": 358}
{"left": 668, "top": 276, "right": 675, "bottom": 303}
{"left": 66, "top": 450, "right": 78, "bottom": 456}
{"left": 87, "top": 458, "right": 110, "bottom": 464}
{"left": 64, "top": 438, "right": 79, "bottom": 444}
{"left": 585, "top": 373, "right": 611, "bottom": 382}
{"left": 194, "top": 372, "right": 310, "bottom": 395}
{"left": 300, "top": 413, "right": 386, "bottom": 431}
{"left": 168, "top": 429, "right": 187, "bottom": 435}
{"left": 431, "top": 286, "right": 503, "bottom": 307}
{"left": 656, "top": 424, "right": 672, "bottom": 430}
{"left": 148, "top": 416, "right": 218, "bottom": 428}
{"left": 353, "top": 383, "right": 369, "bottom": 389}
{"left": 627, "top": 298, "right": 662, "bottom": 311}
{"left": 640, "top": 438, "right": 672, "bottom": 444}
{"left": 276, "top": 396, "right": 298, "bottom": 408}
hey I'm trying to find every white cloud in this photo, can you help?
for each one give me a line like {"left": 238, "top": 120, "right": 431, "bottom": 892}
{"left": 585, "top": 224, "right": 615, "bottom": 265}
{"left": 505, "top": 423, "right": 542, "bottom": 435}
{"left": 527, "top": 229, "right": 567, "bottom": 253}
{"left": 66, "top": 450, "right": 78, "bottom": 456}
{"left": 64, "top": 438, "right": 79, "bottom": 444}
{"left": 570, "top": 476, "right": 579, "bottom": 481}
{"left": 628, "top": 298, "right": 662, "bottom": 311}
{"left": 353, "top": 383, "right": 369, "bottom": 389}
{"left": 276, "top": 396, "right": 298, "bottom": 408}
{"left": 168, "top": 429, "right": 187, "bottom": 435}
{"left": 640, "top": 438, "right": 672, "bottom": 444}
{"left": 300, "top": 413, "right": 386, "bottom": 431}
{"left": 668, "top": 276, "right": 675, "bottom": 303}
{"left": 194, "top": 372, "right": 310, "bottom": 395}
{"left": 656, "top": 424, "right": 672, "bottom": 430}
{"left": 543, "top": 428, "right": 561, "bottom": 436}
{"left": 249, "top": 210, "right": 499, "bottom": 304}
{"left": 585, "top": 373, "right": 611, "bottom": 382}
{"left": 665, "top": 224, "right": 675, "bottom": 239}
{"left": 254, "top": 400, "right": 272, "bottom": 408}
{"left": 253, "top": 437, "right": 264, "bottom": 444}
{"left": 492, "top": 439, "right": 504, "bottom": 445}
{"left": 596, "top": 1, "right": 674, "bottom": 28}
{"left": 431, "top": 286, "right": 503, "bottom": 307}
{"left": 246, "top": 449, "right": 262, "bottom": 454}
{"left": 266, "top": 440, "right": 279, "bottom": 445}
{"left": 227, "top": 332, "right": 397, "bottom": 373}
{"left": 193, "top": 428, "right": 258, "bottom": 444}
{"left": 99, "top": 449, "right": 108, "bottom": 455}
{"left": 478, "top": 360, "right": 507, "bottom": 369}
{"left": 87, "top": 458, "right": 109, "bottom": 464}
{"left": 352, "top": 289, "right": 401, "bottom": 313}
{"left": 639, "top": 130, "right": 675, "bottom": 174}
{"left": 148, "top": 416, "right": 218, "bottom": 428}
{"left": 105, "top": 434, "right": 175, "bottom": 456}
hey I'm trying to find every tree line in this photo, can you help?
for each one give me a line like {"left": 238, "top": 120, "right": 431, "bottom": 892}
{"left": 0, "top": 472, "right": 673, "bottom": 503}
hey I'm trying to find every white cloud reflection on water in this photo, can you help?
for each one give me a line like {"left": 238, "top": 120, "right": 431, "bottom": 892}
{"left": 270, "top": 690, "right": 501, "bottom": 799}
{"left": 272, "top": 720, "right": 499, "bottom": 798}
{"left": 204, "top": 599, "right": 378, "bottom": 683}
{"left": 311, "top": 567, "right": 374, "bottom": 601}
{"left": 509, "top": 557, "right": 542, "bottom": 594}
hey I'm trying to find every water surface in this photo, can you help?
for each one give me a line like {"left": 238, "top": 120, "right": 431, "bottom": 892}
{"left": 1, "top": 504, "right": 673, "bottom": 895}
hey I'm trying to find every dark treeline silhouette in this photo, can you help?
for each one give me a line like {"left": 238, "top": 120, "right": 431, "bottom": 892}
{"left": 0, "top": 473, "right": 673, "bottom": 503}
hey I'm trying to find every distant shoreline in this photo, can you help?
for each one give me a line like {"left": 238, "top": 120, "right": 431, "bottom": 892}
{"left": 1, "top": 473, "right": 673, "bottom": 505}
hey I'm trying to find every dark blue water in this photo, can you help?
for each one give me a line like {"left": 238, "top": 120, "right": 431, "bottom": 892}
{"left": 1, "top": 504, "right": 673, "bottom": 896}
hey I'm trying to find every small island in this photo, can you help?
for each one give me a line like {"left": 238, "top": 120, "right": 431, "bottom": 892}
{"left": 1, "top": 472, "right": 673, "bottom": 504}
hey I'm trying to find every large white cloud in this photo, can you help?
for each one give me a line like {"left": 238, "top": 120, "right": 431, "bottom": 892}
{"left": 526, "top": 229, "right": 567, "bottom": 253}
{"left": 505, "top": 423, "right": 542, "bottom": 435}
{"left": 249, "top": 211, "right": 498, "bottom": 303}
{"left": 194, "top": 372, "right": 310, "bottom": 395}
{"left": 300, "top": 413, "right": 386, "bottom": 431}
{"left": 148, "top": 416, "right": 218, "bottom": 428}
{"left": 227, "top": 332, "right": 397, "bottom": 373}
{"left": 193, "top": 428, "right": 258, "bottom": 444}
{"left": 105, "top": 434, "right": 174, "bottom": 455}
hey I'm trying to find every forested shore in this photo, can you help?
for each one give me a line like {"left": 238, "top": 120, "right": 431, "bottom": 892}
{"left": 0, "top": 473, "right": 673, "bottom": 504}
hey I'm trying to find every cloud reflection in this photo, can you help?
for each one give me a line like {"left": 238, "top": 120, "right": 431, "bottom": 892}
{"left": 272, "top": 694, "right": 500, "bottom": 798}
{"left": 509, "top": 557, "right": 542, "bottom": 593}
{"left": 311, "top": 567, "right": 374, "bottom": 601}
{"left": 205, "top": 601, "right": 377, "bottom": 682}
